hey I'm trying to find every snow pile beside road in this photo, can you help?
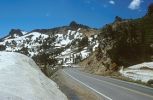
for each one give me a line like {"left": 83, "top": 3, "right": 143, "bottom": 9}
{"left": 120, "top": 62, "right": 153, "bottom": 83}
{"left": 0, "top": 52, "right": 67, "bottom": 100}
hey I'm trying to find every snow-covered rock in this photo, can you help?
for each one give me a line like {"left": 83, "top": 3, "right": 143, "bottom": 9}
{"left": 0, "top": 52, "right": 67, "bottom": 100}
{"left": 120, "top": 62, "right": 153, "bottom": 83}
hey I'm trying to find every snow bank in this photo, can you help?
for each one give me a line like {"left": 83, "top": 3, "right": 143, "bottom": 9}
{"left": 120, "top": 62, "right": 153, "bottom": 83}
{"left": 0, "top": 52, "right": 67, "bottom": 100}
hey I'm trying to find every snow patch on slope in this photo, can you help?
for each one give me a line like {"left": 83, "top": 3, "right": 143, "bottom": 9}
{"left": 55, "top": 30, "right": 83, "bottom": 47}
{"left": 0, "top": 52, "right": 67, "bottom": 100}
{"left": 21, "top": 31, "right": 28, "bottom": 35}
{"left": 120, "top": 62, "right": 153, "bottom": 83}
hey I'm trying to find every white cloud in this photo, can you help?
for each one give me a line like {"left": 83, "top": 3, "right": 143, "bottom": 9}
{"left": 109, "top": 0, "right": 115, "bottom": 5}
{"left": 128, "top": 0, "right": 141, "bottom": 10}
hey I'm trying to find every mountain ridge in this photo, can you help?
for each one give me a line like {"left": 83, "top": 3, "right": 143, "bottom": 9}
{"left": 0, "top": 21, "right": 99, "bottom": 76}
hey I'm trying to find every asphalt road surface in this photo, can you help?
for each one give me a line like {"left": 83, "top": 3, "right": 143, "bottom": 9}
{"left": 63, "top": 68, "right": 153, "bottom": 100}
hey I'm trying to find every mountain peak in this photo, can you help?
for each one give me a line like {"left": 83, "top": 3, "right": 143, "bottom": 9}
{"left": 9, "top": 29, "right": 23, "bottom": 37}
{"left": 69, "top": 21, "right": 78, "bottom": 27}
{"left": 69, "top": 21, "right": 90, "bottom": 29}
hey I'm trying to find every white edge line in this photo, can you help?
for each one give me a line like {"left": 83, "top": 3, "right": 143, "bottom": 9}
{"left": 78, "top": 71, "right": 153, "bottom": 99}
{"left": 63, "top": 70, "right": 112, "bottom": 100}
{"left": 107, "top": 77, "right": 153, "bottom": 90}
{"left": 76, "top": 69, "right": 153, "bottom": 91}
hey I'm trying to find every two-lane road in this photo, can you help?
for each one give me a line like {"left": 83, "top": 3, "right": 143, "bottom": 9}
{"left": 63, "top": 68, "right": 153, "bottom": 100}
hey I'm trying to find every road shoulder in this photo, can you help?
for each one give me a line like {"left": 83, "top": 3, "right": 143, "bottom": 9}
{"left": 51, "top": 69, "right": 103, "bottom": 100}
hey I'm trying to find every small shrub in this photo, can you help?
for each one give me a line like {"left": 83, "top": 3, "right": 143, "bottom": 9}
{"left": 87, "top": 60, "right": 92, "bottom": 65}
{"left": 0, "top": 45, "right": 6, "bottom": 51}
{"left": 111, "top": 62, "right": 118, "bottom": 71}
{"left": 147, "top": 80, "right": 153, "bottom": 85}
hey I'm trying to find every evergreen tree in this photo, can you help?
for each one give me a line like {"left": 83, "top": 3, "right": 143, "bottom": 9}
{"left": 78, "top": 36, "right": 88, "bottom": 51}
{"left": 148, "top": 3, "right": 153, "bottom": 16}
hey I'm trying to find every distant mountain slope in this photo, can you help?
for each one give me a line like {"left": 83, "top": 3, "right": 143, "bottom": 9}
{"left": 0, "top": 51, "right": 67, "bottom": 100}
{"left": 0, "top": 22, "right": 99, "bottom": 75}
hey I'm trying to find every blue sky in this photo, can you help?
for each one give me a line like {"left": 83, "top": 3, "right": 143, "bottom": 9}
{"left": 0, "top": 0, "right": 152, "bottom": 37}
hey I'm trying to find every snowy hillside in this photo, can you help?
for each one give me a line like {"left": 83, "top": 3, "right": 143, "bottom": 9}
{"left": 0, "top": 52, "right": 67, "bottom": 100}
{"left": 0, "top": 31, "right": 49, "bottom": 57}
{"left": 120, "top": 62, "right": 153, "bottom": 83}
{"left": 0, "top": 27, "right": 98, "bottom": 66}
